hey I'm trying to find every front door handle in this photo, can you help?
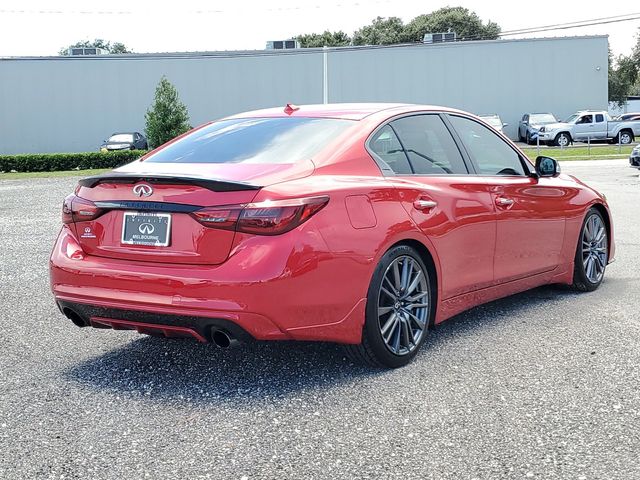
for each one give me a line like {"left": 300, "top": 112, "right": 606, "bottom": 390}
{"left": 495, "top": 196, "right": 514, "bottom": 207}
{"left": 413, "top": 199, "right": 437, "bottom": 210}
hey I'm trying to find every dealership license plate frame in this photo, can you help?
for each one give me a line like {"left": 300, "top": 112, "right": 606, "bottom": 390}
{"left": 121, "top": 211, "right": 172, "bottom": 247}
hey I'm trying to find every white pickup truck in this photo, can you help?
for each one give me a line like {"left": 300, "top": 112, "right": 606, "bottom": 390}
{"left": 537, "top": 110, "right": 640, "bottom": 147}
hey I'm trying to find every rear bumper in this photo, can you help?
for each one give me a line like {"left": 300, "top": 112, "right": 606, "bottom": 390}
{"left": 50, "top": 226, "right": 368, "bottom": 344}
{"left": 56, "top": 300, "right": 256, "bottom": 343}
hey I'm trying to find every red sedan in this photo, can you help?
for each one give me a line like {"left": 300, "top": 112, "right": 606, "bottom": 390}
{"left": 50, "top": 104, "right": 614, "bottom": 368}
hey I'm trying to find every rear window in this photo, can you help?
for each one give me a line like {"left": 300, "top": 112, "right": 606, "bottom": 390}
{"left": 144, "top": 117, "right": 354, "bottom": 164}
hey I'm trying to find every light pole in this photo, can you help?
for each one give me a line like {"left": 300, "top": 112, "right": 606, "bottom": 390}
{"left": 323, "top": 46, "right": 328, "bottom": 104}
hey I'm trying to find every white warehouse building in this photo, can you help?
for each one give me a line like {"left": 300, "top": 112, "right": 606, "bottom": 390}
{"left": 0, "top": 35, "right": 608, "bottom": 155}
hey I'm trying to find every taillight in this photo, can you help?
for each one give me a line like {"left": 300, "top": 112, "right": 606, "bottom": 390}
{"left": 190, "top": 206, "right": 243, "bottom": 230}
{"left": 191, "top": 196, "right": 329, "bottom": 235}
{"left": 61, "top": 194, "right": 103, "bottom": 224}
{"left": 239, "top": 197, "right": 329, "bottom": 235}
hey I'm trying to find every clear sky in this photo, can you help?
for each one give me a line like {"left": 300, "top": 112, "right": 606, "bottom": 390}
{"left": 0, "top": 0, "right": 638, "bottom": 57}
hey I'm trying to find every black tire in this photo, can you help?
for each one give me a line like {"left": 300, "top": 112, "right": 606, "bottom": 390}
{"left": 571, "top": 208, "right": 608, "bottom": 292}
{"left": 617, "top": 130, "right": 634, "bottom": 145}
{"left": 345, "top": 245, "right": 433, "bottom": 368}
{"left": 555, "top": 132, "right": 571, "bottom": 147}
{"left": 518, "top": 131, "right": 524, "bottom": 142}
{"left": 526, "top": 132, "right": 532, "bottom": 145}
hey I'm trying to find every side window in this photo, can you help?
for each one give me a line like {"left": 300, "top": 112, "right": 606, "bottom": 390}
{"left": 578, "top": 115, "right": 593, "bottom": 124}
{"left": 369, "top": 125, "right": 413, "bottom": 175}
{"left": 595, "top": 114, "right": 604, "bottom": 122}
{"left": 390, "top": 115, "right": 468, "bottom": 175}
{"left": 448, "top": 115, "right": 526, "bottom": 176}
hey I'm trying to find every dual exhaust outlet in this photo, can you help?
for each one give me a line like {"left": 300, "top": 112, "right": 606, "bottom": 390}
{"left": 62, "top": 307, "right": 239, "bottom": 348}
{"left": 210, "top": 329, "right": 239, "bottom": 348}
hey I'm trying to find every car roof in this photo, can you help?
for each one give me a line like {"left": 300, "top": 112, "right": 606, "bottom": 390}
{"left": 224, "top": 103, "right": 468, "bottom": 121}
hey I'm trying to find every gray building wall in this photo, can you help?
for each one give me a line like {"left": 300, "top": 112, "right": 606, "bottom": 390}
{"left": 0, "top": 36, "right": 608, "bottom": 155}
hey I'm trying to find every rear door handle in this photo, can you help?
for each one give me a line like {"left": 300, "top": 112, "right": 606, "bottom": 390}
{"left": 495, "top": 196, "right": 514, "bottom": 207}
{"left": 413, "top": 199, "right": 437, "bottom": 210}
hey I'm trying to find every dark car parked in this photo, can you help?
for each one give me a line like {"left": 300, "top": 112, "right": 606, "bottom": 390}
{"left": 100, "top": 132, "right": 148, "bottom": 151}
{"left": 518, "top": 113, "right": 558, "bottom": 144}
{"left": 630, "top": 144, "right": 640, "bottom": 169}
{"left": 615, "top": 113, "right": 640, "bottom": 122}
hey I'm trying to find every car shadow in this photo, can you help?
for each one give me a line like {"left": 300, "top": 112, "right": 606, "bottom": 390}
{"left": 423, "top": 285, "right": 581, "bottom": 344}
{"left": 63, "top": 285, "right": 582, "bottom": 405}
{"left": 64, "top": 336, "right": 387, "bottom": 405}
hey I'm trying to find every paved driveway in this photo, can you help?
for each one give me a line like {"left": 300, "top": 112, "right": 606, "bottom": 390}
{"left": 0, "top": 160, "right": 638, "bottom": 479}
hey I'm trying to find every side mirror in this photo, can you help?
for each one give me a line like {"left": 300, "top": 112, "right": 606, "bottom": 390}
{"left": 535, "top": 156, "right": 560, "bottom": 177}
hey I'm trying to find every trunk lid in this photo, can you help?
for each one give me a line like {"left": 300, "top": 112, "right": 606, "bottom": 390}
{"left": 71, "top": 160, "right": 313, "bottom": 265}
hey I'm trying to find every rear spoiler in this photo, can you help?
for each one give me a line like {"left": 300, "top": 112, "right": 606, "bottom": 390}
{"left": 77, "top": 173, "right": 262, "bottom": 192}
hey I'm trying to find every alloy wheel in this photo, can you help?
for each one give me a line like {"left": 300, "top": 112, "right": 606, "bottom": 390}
{"left": 620, "top": 132, "right": 632, "bottom": 144}
{"left": 377, "top": 255, "right": 429, "bottom": 356}
{"left": 556, "top": 133, "right": 570, "bottom": 147}
{"left": 581, "top": 214, "right": 607, "bottom": 283}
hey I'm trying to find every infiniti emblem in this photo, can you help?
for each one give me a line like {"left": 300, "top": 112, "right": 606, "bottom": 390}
{"left": 139, "top": 223, "right": 155, "bottom": 235}
{"left": 133, "top": 184, "right": 153, "bottom": 197}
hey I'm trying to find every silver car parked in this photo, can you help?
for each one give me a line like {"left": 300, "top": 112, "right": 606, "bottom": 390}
{"left": 479, "top": 114, "right": 507, "bottom": 135}
{"left": 518, "top": 113, "right": 558, "bottom": 144}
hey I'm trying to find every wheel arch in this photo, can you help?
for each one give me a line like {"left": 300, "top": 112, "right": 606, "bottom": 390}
{"left": 387, "top": 238, "right": 439, "bottom": 328}
{"left": 590, "top": 202, "right": 612, "bottom": 261}
{"left": 619, "top": 128, "right": 634, "bottom": 142}
{"left": 556, "top": 131, "right": 572, "bottom": 142}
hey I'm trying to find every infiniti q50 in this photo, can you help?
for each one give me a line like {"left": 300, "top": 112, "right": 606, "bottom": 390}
{"left": 50, "top": 104, "right": 614, "bottom": 368}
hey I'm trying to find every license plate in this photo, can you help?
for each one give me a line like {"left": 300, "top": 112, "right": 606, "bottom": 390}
{"left": 121, "top": 212, "right": 171, "bottom": 246}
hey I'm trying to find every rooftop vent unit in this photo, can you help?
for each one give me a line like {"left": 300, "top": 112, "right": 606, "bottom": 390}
{"left": 265, "top": 40, "right": 300, "bottom": 50}
{"left": 423, "top": 32, "right": 456, "bottom": 44}
{"left": 67, "top": 47, "right": 109, "bottom": 56}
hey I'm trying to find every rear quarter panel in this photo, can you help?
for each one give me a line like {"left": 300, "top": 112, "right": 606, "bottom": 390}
{"left": 254, "top": 173, "right": 441, "bottom": 339}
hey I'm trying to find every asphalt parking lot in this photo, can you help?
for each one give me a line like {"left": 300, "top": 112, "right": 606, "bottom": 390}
{"left": 1, "top": 160, "right": 638, "bottom": 479}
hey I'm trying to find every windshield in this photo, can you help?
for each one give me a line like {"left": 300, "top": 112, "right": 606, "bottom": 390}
{"left": 564, "top": 114, "right": 579, "bottom": 123}
{"left": 108, "top": 134, "right": 134, "bottom": 143}
{"left": 144, "top": 117, "right": 354, "bottom": 164}
{"left": 529, "top": 114, "right": 557, "bottom": 124}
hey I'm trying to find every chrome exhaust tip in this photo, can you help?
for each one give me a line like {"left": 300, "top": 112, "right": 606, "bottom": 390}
{"left": 211, "top": 329, "right": 239, "bottom": 348}
{"left": 62, "top": 308, "right": 88, "bottom": 328}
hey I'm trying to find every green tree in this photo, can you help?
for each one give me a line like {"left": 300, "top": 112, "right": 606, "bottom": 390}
{"left": 59, "top": 38, "right": 133, "bottom": 55}
{"left": 608, "top": 35, "right": 639, "bottom": 107}
{"left": 144, "top": 77, "right": 191, "bottom": 149}
{"left": 110, "top": 42, "right": 131, "bottom": 54}
{"left": 404, "top": 7, "right": 501, "bottom": 42}
{"left": 630, "top": 29, "right": 640, "bottom": 95}
{"left": 297, "top": 30, "right": 351, "bottom": 48}
{"left": 352, "top": 16, "right": 408, "bottom": 46}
